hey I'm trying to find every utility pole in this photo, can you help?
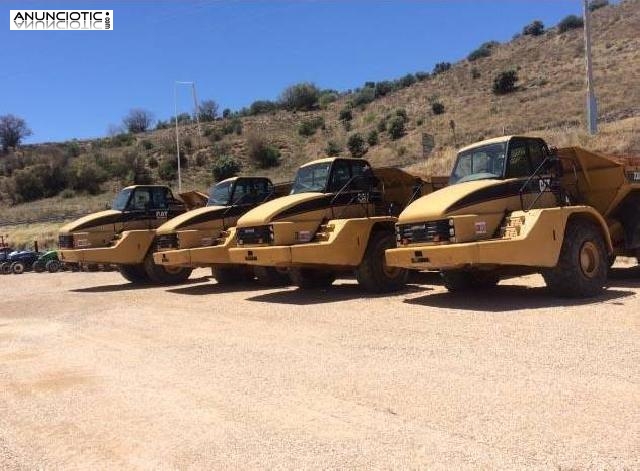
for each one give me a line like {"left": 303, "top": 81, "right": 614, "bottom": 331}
{"left": 174, "top": 80, "right": 203, "bottom": 192}
{"left": 583, "top": 0, "right": 597, "bottom": 134}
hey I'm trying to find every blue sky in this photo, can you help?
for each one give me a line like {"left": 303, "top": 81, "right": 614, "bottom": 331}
{"left": 2, "top": 1, "right": 589, "bottom": 143}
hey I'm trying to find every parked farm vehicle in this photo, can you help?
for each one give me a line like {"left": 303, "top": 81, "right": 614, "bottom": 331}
{"left": 1, "top": 250, "right": 42, "bottom": 274}
{"left": 152, "top": 177, "right": 291, "bottom": 285}
{"left": 32, "top": 250, "right": 63, "bottom": 273}
{"left": 58, "top": 185, "right": 207, "bottom": 285}
{"left": 386, "top": 135, "right": 640, "bottom": 297}
{"left": 228, "top": 157, "right": 447, "bottom": 292}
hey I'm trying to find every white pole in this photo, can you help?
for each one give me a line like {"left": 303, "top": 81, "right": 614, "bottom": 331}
{"left": 174, "top": 82, "right": 182, "bottom": 192}
{"left": 583, "top": 0, "right": 597, "bottom": 134}
{"left": 191, "top": 82, "right": 202, "bottom": 137}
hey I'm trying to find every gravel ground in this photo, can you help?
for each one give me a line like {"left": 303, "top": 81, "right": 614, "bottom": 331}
{"left": 1, "top": 267, "right": 639, "bottom": 470}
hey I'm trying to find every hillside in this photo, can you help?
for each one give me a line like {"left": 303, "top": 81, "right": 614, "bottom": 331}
{"left": 1, "top": 0, "right": 639, "bottom": 247}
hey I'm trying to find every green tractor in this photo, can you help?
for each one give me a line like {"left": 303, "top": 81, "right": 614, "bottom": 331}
{"left": 32, "top": 250, "right": 63, "bottom": 273}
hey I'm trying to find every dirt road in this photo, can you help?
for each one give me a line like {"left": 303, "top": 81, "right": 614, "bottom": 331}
{"left": 1, "top": 268, "right": 638, "bottom": 470}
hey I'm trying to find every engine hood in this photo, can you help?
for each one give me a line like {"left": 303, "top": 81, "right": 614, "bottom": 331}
{"left": 237, "top": 192, "right": 326, "bottom": 226}
{"left": 399, "top": 179, "right": 514, "bottom": 223}
{"left": 59, "top": 210, "right": 122, "bottom": 234}
{"left": 156, "top": 205, "right": 227, "bottom": 234}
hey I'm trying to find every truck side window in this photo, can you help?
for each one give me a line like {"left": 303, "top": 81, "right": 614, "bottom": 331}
{"left": 131, "top": 189, "right": 151, "bottom": 210}
{"left": 150, "top": 187, "right": 168, "bottom": 209}
{"left": 506, "top": 142, "right": 530, "bottom": 178}
{"left": 329, "top": 161, "right": 351, "bottom": 191}
{"left": 528, "top": 140, "right": 545, "bottom": 171}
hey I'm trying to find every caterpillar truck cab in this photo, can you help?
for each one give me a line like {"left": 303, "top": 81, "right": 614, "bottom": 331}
{"left": 386, "top": 135, "right": 640, "bottom": 297}
{"left": 152, "top": 176, "right": 291, "bottom": 284}
{"left": 228, "top": 157, "right": 447, "bottom": 292}
{"left": 58, "top": 185, "right": 207, "bottom": 284}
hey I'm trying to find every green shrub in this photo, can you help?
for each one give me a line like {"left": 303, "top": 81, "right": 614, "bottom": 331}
{"left": 339, "top": 107, "right": 353, "bottom": 122}
{"left": 249, "top": 100, "right": 278, "bottom": 115}
{"left": 148, "top": 156, "right": 158, "bottom": 168}
{"left": 60, "top": 188, "right": 75, "bottom": 199}
{"left": 342, "top": 121, "right": 352, "bottom": 132}
{"left": 492, "top": 70, "right": 519, "bottom": 95}
{"left": 558, "top": 15, "right": 583, "bottom": 33}
{"left": 158, "top": 159, "right": 177, "bottom": 181}
{"left": 247, "top": 134, "right": 280, "bottom": 168}
{"left": 222, "top": 108, "right": 231, "bottom": 119}
{"left": 298, "top": 116, "right": 325, "bottom": 137}
{"left": 432, "top": 102, "right": 445, "bottom": 115}
{"left": 140, "top": 140, "right": 154, "bottom": 150}
{"left": 471, "top": 68, "right": 481, "bottom": 79}
{"left": 589, "top": 0, "right": 608, "bottom": 12}
{"left": 347, "top": 133, "right": 367, "bottom": 158}
{"left": 416, "top": 118, "right": 424, "bottom": 126}
{"left": 415, "top": 71, "right": 430, "bottom": 81}
{"left": 374, "top": 81, "right": 394, "bottom": 98}
{"left": 67, "top": 156, "right": 108, "bottom": 194}
{"left": 325, "top": 140, "right": 341, "bottom": 157}
{"left": 194, "top": 152, "right": 208, "bottom": 167}
{"left": 279, "top": 82, "right": 320, "bottom": 111}
{"left": 108, "top": 133, "right": 134, "bottom": 148}
{"left": 65, "top": 140, "right": 81, "bottom": 158}
{"left": 212, "top": 155, "right": 241, "bottom": 181}
{"left": 433, "top": 62, "right": 451, "bottom": 75}
{"left": 392, "top": 108, "right": 408, "bottom": 121}
{"left": 367, "top": 130, "right": 379, "bottom": 146}
{"left": 523, "top": 20, "right": 544, "bottom": 36}
{"left": 377, "top": 119, "right": 387, "bottom": 132}
{"left": 398, "top": 73, "right": 416, "bottom": 88}
{"left": 222, "top": 119, "right": 242, "bottom": 135}
{"left": 353, "top": 87, "right": 376, "bottom": 107}
{"left": 387, "top": 116, "right": 406, "bottom": 140}
{"left": 468, "top": 41, "right": 499, "bottom": 61}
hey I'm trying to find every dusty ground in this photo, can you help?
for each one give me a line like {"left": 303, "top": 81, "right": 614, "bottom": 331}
{"left": 1, "top": 267, "right": 638, "bottom": 470}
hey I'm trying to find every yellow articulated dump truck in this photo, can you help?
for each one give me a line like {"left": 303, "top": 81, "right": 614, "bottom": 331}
{"left": 152, "top": 176, "right": 291, "bottom": 285}
{"left": 58, "top": 185, "right": 207, "bottom": 284}
{"left": 386, "top": 135, "right": 640, "bottom": 297}
{"left": 228, "top": 157, "right": 447, "bottom": 292}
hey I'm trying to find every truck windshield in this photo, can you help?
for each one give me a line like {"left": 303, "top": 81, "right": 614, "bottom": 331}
{"left": 111, "top": 188, "right": 132, "bottom": 211}
{"left": 291, "top": 162, "right": 331, "bottom": 194}
{"left": 450, "top": 142, "right": 507, "bottom": 184}
{"left": 208, "top": 181, "right": 233, "bottom": 206}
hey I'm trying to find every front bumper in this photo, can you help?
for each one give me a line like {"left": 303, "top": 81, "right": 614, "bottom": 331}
{"left": 58, "top": 230, "right": 155, "bottom": 264}
{"left": 153, "top": 228, "right": 237, "bottom": 267}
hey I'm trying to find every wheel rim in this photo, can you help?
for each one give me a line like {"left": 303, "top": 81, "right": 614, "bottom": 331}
{"left": 579, "top": 241, "right": 600, "bottom": 279}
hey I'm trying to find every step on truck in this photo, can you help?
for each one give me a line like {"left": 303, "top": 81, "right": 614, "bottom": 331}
{"left": 228, "top": 157, "right": 447, "bottom": 292}
{"left": 58, "top": 185, "right": 208, "bottom": 284}
{"left": 386, "top": 135, "right": 640, "bottom": 297}
{"left": 152, "top": 177, "right": 291, "bottom": 285}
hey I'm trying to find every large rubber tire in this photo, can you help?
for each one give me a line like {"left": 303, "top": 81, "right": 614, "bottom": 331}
{"left": 289, "top": 267, "right": 336, "bottom": 289}
{"left": 0, "top": 262, "right": 10, "bottom": 274}
{"left": 33, "top": 261, "right": 45, "bottom": 273}
{"left": 254, "top": 266, "right": 290, "bottom": 287}
{"left": 46, "top": 260, "right": 61, "bottom": 273}
{"left": 12, "top": 262, "right": 25, "bottom": 274}
{"left": 211, "top": 264, "right": 252, "bottom": 285}
{"left": 440, "top": 270, "right": 500, "bottom": 292}
{"left": 356, "top": 231, "right": 408, "bottom": 293}
{"left": 119, "top": 264, "right": 150, "bottom": 284}
{"left": 143, "top": 253, "right": 192, "bottom": 285}
{"left": 542, "top": 220, "right": 607, "bottom": 297}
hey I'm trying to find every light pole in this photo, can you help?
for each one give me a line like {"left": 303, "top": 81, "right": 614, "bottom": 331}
{"left": 173, "top": 80, "right": 202, "bottom": 192}
{"left": 583, "top": 0, "right": 597, "bottom": 134}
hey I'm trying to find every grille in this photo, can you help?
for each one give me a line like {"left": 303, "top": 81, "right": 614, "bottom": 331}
{"left": 156, "top": 233, "right": 179, "bottom": 251}
{"left": 396, "top": 219, "right": 453, "bottom": 244}
{"left": 58, "top": 234, "right": 74, "bottom": 249}
{"left": 237, "top": 225, "right": 273, "bottom": 245}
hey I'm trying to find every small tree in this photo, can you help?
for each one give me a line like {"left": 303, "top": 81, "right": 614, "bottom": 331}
{"left": 0, "top": 114, "right": 32, "bottom": 152}
{"left": 222, "top": 108, "right": 231, "bottom": 119}
{"left": 431, "top": 102, "right": 445, "bottom": 115}
{"left": 339, "top": 107, "right": 353, "bottom": 122}
{"left": 198, "top": 100, "right": 219, "bottom": 122}
{"left": 432, "top": 62, "right": 451, "bottom": 75}
{"left": 467, "top": 42, "right": 498, "bottom": 61}
{"left": 249, "top": 100, "right": 278, "bottom": 115}
{"left": 523, "top": 20, "right": 544, "bottom": 36}
{"left": 374, "top": 81, "right": 394, "bottom": 98}
{"left": 123, "top": 108, "right": 154, "bottom": 133}
{"left": 347, "top": 133, "right": 367, "bottom": 158}
{"left": 279, "top": 82, "right": 320, "bottom": 111}
{"left": 212, "top": 155, "right": 241, "bottom": 181}
{"left": 398, "top": 73, "right": 416, "bottom": 88}
{"left": 492, "top": 70, "right": 519, "bottom": 95}
{"left": 558, "top": 15, "right": 584, "bottom": 33}
{"left": 325, "top": 140, "right": 341, "bottom": 157}
{"left": 247, "top": 133, "right": 280, "bottom": 168}
{"left": 415, "top": 71, "right": 430, "bottom": 81}
{"left": 387, "top": 116, "right": 406, "bottom": 140}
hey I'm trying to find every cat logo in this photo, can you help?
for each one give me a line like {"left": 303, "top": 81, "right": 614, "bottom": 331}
{"left": 155, "top": 210, "right": 168, "bottom": 219}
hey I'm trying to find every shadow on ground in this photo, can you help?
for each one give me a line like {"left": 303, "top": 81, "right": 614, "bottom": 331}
{"left": 70, "top": 276, "right": 211, "bottom": 293}
{"left": 246, "top": 281, "right": 430, "bottom": 305}
{"left": 404, "top": 284, "right": 634, "bottom": 312}
{"left": 167, "top": 280, "right": 278, "bottom": 295}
